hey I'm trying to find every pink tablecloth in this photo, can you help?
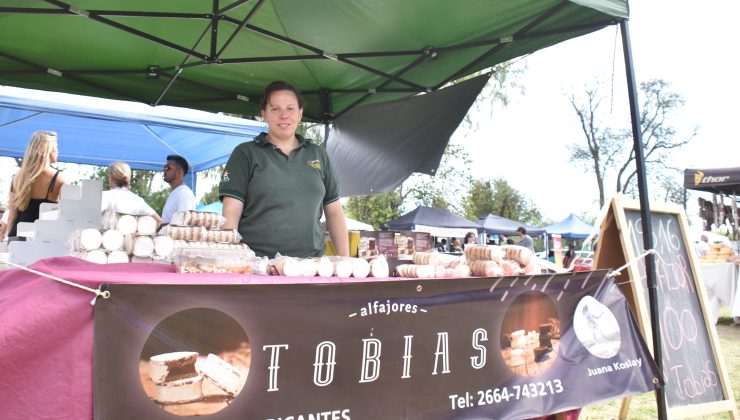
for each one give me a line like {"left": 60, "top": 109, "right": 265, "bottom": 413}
{"left": 0, "top": 257, "right": 580, "bottom": 420}
{"left": 0, "top": 257, "right": 382, "bottom": 420}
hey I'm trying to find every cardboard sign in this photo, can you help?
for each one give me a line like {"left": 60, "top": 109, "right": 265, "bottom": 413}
{"left": 94, "top": 272, "right": 661, "bottom": 419}
{"left": 359, "top": 231, "right": 400, "bottom": 259}
{"left": 596, "top": 196, "right": 738, "bottom": 418}
{"left": 398, "top": 231, "right": 432, "bottom": 259}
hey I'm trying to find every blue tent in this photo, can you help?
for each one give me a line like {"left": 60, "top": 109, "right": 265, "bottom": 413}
{"left": 543, "top": 213, "right": 595, "bottom": 239}
{"left": 0, "top": 86, "right": 266, "bottom": 193}
{"left": 196, "top": 201, "right": 224, "bottom": 213}
{"left": 476, "top": 214, "right": 546, "bottom": 236}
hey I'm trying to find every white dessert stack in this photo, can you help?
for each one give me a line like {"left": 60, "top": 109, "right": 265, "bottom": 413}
{"left": 351, "top": 258, "right": 370, "bottom": 278}
{"left": 84, "top": 249, "right": 107, "bottom": 264}
{"left": 198, "top": 353, "right": 245, "bottom": 396}
{"left": 137, "top": 215, "right": 158, "bottom": 236}
{"left": 68, "top": 211, "right": 178, "bottom": 264}
{"left": 152, "top": 375, "right": 204, "bottom": 405}
{"left": 101, "top": 229, "right": 124, "bottom": 251}
{"left": 146, "top": 351, "right": 246, "bottom": 404}
{"left": 509, "top": 348, "right": 525, "bottom": 366}
{"left": 369, "top": 257, "right": 390, "bottom": 278}
{"left": 116, "top": 214, "right": 138, "bottom": 235}
{"left": 149, "top": 351, "right": 204, "bottom": 404}
{"left": 315, "top": 257, "right": 335, "bottom": 277}
{"left": 333, "top": 258, "right": 353, "bottom": 277}
{"left": 107, "top": 250, "right": 129, "bottom": 264}
{"left": 133, "top": 236, "right": 155, "bottom": 257}
{"left": 80, "top": 229, "right": 103, "bottom": 251}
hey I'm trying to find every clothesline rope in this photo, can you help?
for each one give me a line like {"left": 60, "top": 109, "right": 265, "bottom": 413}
{"left": 1, "top": 258, "right": 110, "bottom": 304}
{"left": 607, "top": 249, "right": 657, "bottom": 280}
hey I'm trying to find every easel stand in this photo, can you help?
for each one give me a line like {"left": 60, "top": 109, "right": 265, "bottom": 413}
{"left": 595, "top": 195, "right": 737, "bottom": 419}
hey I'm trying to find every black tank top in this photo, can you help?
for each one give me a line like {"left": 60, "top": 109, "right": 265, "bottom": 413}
{"left": 8, "top": 170, "right": 61, "bottom": 238}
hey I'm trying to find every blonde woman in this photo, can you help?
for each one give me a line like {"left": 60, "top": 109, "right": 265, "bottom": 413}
{"left": 101, "top": 161, "right": 162, "bottom": 223}
{"left": 2, "top": 131, "right": 66, "bottom": 241}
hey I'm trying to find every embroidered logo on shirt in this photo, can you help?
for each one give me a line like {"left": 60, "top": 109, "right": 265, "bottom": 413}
{"left": 308, "top": 160, "right": 321, "bottom": 170}
{"left": 221, "top": 169, "right": 230, "bottom": 182}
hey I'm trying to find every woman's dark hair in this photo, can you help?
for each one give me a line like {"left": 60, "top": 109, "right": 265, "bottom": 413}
{"left": 259, "top": 80, "right": 305, "bottom": 111}
{"left": 464, "top": 232, "right": 476, "bottom": 242}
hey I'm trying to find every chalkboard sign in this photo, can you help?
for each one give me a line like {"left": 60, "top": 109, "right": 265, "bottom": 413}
{"left": 622, "top": 209, "right": 723, "bottom": 406}
{"left": 599, "top": 196, "right": 737, "bottom": 418}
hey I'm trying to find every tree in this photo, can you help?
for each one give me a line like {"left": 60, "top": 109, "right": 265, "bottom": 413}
{"left": 568, "top": 79, "right": 695, "bottom": 207}
{"left": 462, "top": 179, "right": 496, "bottom": 220}
{"left": 198, "top": 165, "right": 225, "bottom": 205}
{"left": 403, "top": 143, "right": 472, "bottom": 213}
{"left": 462, "top": 177, "right": 543, "bottom": 225}
{"left": 656, "top": 171, "right": 687, "bottom": 208}
{"left": 345, "top": 190, "right": 404, "bottom": 229}
{"left": 345, "top": 140, "right": 474, "bottom": 227}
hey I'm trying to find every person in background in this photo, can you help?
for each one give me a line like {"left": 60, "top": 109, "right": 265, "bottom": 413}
{"left": 381, "top": 223, "right": 391, "bottom": 231}
{"left": 463, "top": 231, "right": 477, "bottom": 248}
{"left": 219, "top": 80, "right": 348, "bottom": 258}
{"left": 161, "top": 154, "right": 196, "bottom": 224}
{"left": 451, "top": 238, "right": 463, "bottom": 253}
{"left": 0, "top": 209, "right": 8, "bottom": 241}
{"left": 436, "top": 238, "right": 449, "bottom": 252}
{"left": 1, "top": 131, "right": 66, "bottom": 241}
{"left": 695, "top": 234, "right": 710, "bottom": 256}
{"left": 101, "top": 161, "right": 161, "bottom": 223}
{"left": 562, "top": 249, "right": 575, "bottom": 269}
{"left": 516, "top": 226, "right": 534, "bottom": 251}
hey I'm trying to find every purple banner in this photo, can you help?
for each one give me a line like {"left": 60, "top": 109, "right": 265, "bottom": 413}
{"left": 94, "top": 270, "right": 661, "bottom": 419}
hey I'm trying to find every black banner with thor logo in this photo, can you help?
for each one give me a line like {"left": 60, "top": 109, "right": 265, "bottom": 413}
{"left": 93, "top": 270, "right": 662, "bottom": 419}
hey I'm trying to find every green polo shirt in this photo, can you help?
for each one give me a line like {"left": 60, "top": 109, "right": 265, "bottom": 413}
{"left": 219, "top": 132, "right": 340, "bottom": 258}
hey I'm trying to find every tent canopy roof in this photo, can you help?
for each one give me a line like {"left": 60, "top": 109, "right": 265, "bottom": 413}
{"left": 0, "top": 86, "right": 266, "bottom": 175}
{"left": 387, "top": 206, "right": 480, "bottom": 238}
{"left": 476, "top": 214, "right": 546, "bottom": 236}
{"left": 684, "top": 167, "right": 740, "bottom": 196}
{"left": 0, "top": 0, "right": 627, "bottom": 121}
{"left": 543, "top": 213, "right": 594, "bottom": 239}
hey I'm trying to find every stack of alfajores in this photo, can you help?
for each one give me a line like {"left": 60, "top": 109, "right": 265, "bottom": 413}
{"left": 68, "top": 212, "right": 175, "bottom": 264}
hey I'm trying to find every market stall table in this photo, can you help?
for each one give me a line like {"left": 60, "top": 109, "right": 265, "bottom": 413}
{"left": 700, "top": 262, "right": 740, "bottom": 324}
{"left": 0, "top": 257, "right": 395, "bottom": 420}
{"left": 0, "top": 257, "right": 651, "bottom": 420}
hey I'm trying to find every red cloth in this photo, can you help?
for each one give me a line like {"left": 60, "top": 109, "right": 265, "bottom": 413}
{"left": 0, "top": 257, "right": 391, "bottom": 420}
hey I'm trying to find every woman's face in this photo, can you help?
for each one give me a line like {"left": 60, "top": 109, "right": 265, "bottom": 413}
{"left": 261, "top": 90, "right": 303, "bottom": 139}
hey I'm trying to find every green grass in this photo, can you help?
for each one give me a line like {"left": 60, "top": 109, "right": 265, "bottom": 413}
{"left": 580, "top": 309, "right": 739, "bottom": 419}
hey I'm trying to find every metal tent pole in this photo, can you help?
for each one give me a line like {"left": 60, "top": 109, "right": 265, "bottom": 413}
{"left": 620, "top": 19, "right": 667, "bottom": 420}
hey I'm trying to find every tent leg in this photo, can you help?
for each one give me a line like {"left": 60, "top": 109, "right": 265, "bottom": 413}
{"left": 620, "top": 19, "right": 667, "bottom": 420}
{"left": 732, "top": 193, "right": 739, "bottom": 245}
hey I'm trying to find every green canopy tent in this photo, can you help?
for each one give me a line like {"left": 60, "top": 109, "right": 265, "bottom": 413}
{"left": 0, "top": 1, "right": 627, "bottom": 119}
{"left": 0, "top": 1, "right": 678, "bottom": 418}
{"left": 0, "top": 0, "right": 629, "bottom": 196}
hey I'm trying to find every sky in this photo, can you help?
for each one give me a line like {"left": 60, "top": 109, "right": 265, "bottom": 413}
{"left": 453, "top": 0, "right": 740, "bottom": 224}
{"left": 2, "top": 0, "right": 739, "bottom": 225}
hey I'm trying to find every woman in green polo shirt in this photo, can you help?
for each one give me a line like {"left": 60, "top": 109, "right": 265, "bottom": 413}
{"left": 219, "top": 81, "right": 349, "bottom": 258}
